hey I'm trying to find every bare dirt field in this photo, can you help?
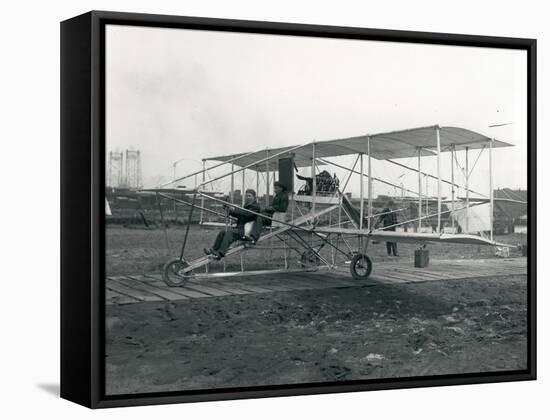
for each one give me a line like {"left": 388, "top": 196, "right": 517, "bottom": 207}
{"left": 105, "top": 225, "right": 528, "bottom": 395}
{"left": 106, "top": 224, "right": 527, "bottom": 276}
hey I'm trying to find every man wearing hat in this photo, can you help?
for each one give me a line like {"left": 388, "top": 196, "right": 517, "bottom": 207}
{"left": 250, "top": 181, "right": 290, "bottom": 239}
{"left": 204, "top": 189, "right": 260, "bottom": 259}
{"left": 375, "top": 200, "right": 399, "bottom": 256}
{"left": 268, "top": 181, "right": 289, "bottom": 214}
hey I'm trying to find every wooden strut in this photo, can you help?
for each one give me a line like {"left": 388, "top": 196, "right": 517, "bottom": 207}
{"left": 179, "top": 193, "right": 197, "bottom": 260}
{"left": 230, "top": 160, "right": 235, "bottom": 204}
{"left": 436, "top": 126, "right": 441, "bottom": 233}
{"left": 489, "top": 139, "right": 494, "bottom": 241}
{"left": 265, "top": 149, "right": 270, "bottom": 207}
{"left": 241, "top": 167, "right": 246, "bottom": 206}
{"left": 156, "top": 192, "right": 170, "bottom": 252}
{"left": 418, "top": 148, "right": 422, "bottom": 231}
{"left": 367, "top": 137, "right": 373, "bottom": 230}
{"left": 465, "top": 147, "right": 470, "bottom": 233}
{"left": 311, "top": 142, "right": 317, "bottom": 219}
{"left": 199, "top": 160, "right": 205, "bottom": 224}
{"left": 451, "top": 146, "right": 455, "bottom": 229}
{"left": 359, "top": 153, "right": 364, "bottom": 250}
{"left": 359, "top": 153, "right": 364, "bottom": 230}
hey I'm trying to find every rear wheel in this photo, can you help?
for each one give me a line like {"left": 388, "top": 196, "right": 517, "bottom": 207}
{"left": 162, "top": 258, "right": 193, "bottom": 287}
{"left": 350, "top": 253, "right": 373, "bottom": 280}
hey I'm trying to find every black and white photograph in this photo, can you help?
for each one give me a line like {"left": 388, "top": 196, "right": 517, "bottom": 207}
{"left": 3, "top": 0, "right": 548, "bottom": 416}
{"left": 103, "top": 21, "right": 531, "bottom": 396}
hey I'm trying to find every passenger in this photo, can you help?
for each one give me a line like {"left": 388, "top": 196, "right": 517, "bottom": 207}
{"left": 249, "top": 181, "right": 289, "bottom": 239}
{"left": 266, "top": 181, "right": 289, "bottom": 217}
{"left": 204, "top": 189, "right": 260, "bottom": 259}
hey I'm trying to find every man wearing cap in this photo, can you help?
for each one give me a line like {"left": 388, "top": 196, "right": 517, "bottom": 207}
{"left": 204, "top": 189, "right": 260, "bottom": 259}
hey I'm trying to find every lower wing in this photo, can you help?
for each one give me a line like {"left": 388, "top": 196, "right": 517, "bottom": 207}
{"left": 308, "top": 227, "right": 517, "bottom": 248}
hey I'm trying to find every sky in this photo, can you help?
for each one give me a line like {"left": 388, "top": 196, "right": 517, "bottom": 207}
{"left": 106, "top": 24, "right": 528, "bottom": 199}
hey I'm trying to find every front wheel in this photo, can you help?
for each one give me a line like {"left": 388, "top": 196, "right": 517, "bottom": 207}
{"left": 162, "top": 258, "right": 193, "bottom": 287}
{"left": 350, "top": 253, "right": 373, "bottom": 280}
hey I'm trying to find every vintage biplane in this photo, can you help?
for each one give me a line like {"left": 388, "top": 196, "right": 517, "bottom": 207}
{"left": 143, "top": 125, "right": 523, "bottom": 287}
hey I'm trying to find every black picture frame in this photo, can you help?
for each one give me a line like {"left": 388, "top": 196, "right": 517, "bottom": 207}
{"left": 60, "top": 10, "right": 537, "bottom": 409}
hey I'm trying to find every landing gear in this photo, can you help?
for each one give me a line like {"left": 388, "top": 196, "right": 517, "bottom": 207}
{"left": 350, "top": 253, "right": 373, "bottom": 280}
{"left": 162, "top": 258, "right": 194, "bottom": 287}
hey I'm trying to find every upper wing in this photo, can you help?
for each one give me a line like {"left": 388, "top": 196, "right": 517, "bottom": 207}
{"left": 204, "top": 125, "right": 513, "bottom": 171}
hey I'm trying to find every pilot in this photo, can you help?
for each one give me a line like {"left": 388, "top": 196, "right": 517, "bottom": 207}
{"left": 204, "top": 189, "right": 260, "bottom": 259}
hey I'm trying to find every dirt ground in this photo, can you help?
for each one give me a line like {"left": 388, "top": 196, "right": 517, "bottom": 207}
{"left": 105, "top": 225, "right": 528, "bottom": 395}
{"left": 106, "top": 224, "right": 527, "bottom": 276}
{"left": 105, "top": 274, "right": 527, "bottom": 395}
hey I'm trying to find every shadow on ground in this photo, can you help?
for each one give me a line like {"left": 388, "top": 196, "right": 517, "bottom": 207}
{"left": 36, "top": 383, "right": 59, "bottom": 397}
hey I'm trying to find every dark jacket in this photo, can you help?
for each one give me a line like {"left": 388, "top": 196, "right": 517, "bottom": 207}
{"left": 378, "top": 207, "right": 398, "bottom": 231}
{"left": 259, "top": 190, "right": 289, "bottom": 230}
{"left": 270, "top": 191, "right": 289, "bottom": 213}
{"left": 230, "top": 201, "right": 260, "bottom": 236}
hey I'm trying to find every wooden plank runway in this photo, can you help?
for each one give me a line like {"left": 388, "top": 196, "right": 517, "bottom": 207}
{"left": 106, "top": 257, "right": 527, "bottom": 305}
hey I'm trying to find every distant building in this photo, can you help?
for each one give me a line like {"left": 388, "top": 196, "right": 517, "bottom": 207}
{"left": 106, "top": 149, "right": 143, "bottom": 189}
{"left": 493, "top": 188, "right": 527, "bottom": 233}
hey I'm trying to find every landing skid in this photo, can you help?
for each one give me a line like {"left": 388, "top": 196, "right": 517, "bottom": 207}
{"left": 162, "top": 262, "right": 330, "bottom": 287}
